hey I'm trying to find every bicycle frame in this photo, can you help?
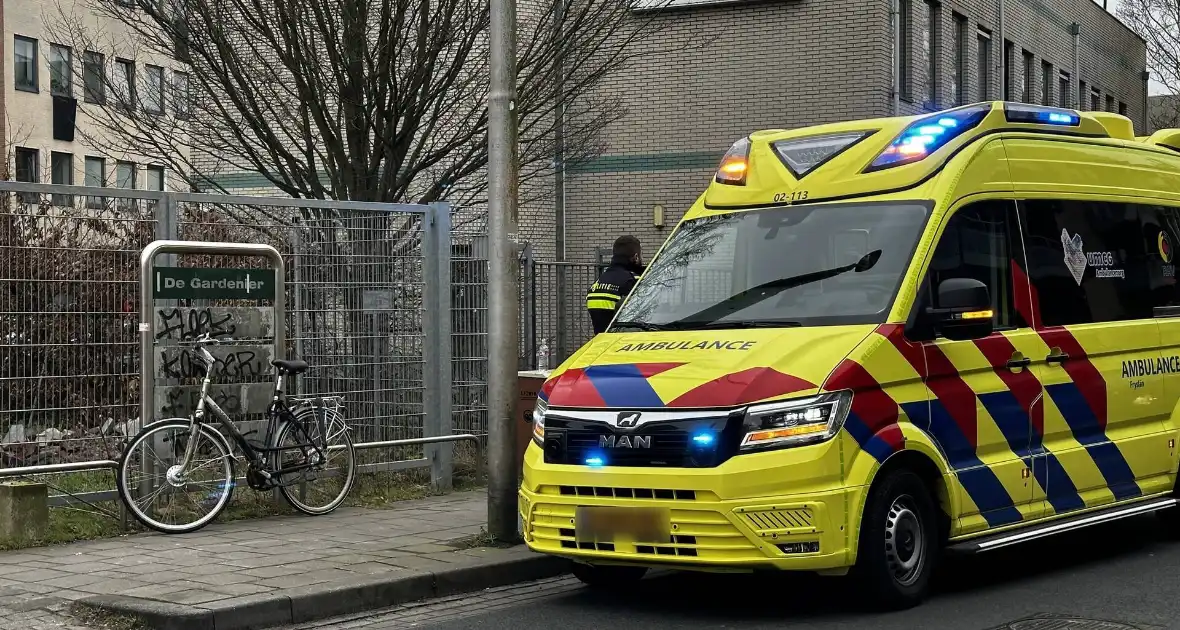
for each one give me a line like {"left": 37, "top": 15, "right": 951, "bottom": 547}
{"left": 176, "top": 341, "right": 337, "bottom": 483}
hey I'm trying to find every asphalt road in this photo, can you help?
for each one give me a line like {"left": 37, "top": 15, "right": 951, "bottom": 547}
{"left": 297, "top": 514, "right": 1180, "bottom": 630}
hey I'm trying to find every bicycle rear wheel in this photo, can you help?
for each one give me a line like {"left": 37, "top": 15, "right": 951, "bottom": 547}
{"left": 273, "top": 406, "right": 356, "bottom": 515}
{"left": 117, "top": 418, "right": 236, "bottom": 534}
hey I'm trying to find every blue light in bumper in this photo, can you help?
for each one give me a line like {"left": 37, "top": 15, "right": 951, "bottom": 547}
{"left": 691, "top": 432, "right": 715, "bottom": 446}
{"left": 584, "top": 455, "right": 605, "bottom": 467}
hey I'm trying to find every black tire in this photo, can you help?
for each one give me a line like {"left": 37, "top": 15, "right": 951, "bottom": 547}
{"left": 272, "top": 408, "right": 356, "bottom": 516}
{"left": 851, "top": 469, "right": 939, "bottom": 610}
{"left": 571, "top": 563, "right": 648, "bottom": 590}
{"left": 116, "top": 419, "right": 236, "bottom": 534}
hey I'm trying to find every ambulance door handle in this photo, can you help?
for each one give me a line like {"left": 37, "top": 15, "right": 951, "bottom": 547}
{"left": 1006, "top": 356, "right": 1031, "bottom": 370}
{"left": 1046, "top": 350, "right": 1070, "bottom": 365}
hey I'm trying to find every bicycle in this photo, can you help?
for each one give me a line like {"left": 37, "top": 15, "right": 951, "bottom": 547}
{"left": 117, "top": 333, "right": 357, "bottom": 534}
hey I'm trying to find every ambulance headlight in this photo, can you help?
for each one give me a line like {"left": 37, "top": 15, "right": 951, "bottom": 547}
{"left": 531, "top": 399, "right": 547, "bottom": 446}
{"left": 739, "top": 391, "right": 851, "bottom": 451}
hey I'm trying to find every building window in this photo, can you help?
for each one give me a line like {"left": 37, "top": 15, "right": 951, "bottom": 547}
{"left": 83, "top": 51, "right": 106, "bottom": 105}
{"left": 144, "top": 65, "right": 164, "bottom": 114}
{"left": 1106, "top": 94, "right": 1115, "bottom": 112}
{"left": 898, "top": 0, "right": 913, "bottom": 101}
{"left": 1119, "top": 101, "right": 1128, "bottom": 116}
{"left": 1091, "top": 88, "right": 1100, "bottom": 111}
{"left": 1003, "top": 40, "right": 1014, "bottom": 100}
{"left": 1022, "top": 50, "right": 1034, "bottom": 103}
{"left": 173, "top": 71, "right": 190, "bottom": 119}
{"left": 977, "top": 28, "right": 992, "bottom": 101}
{"left": 1059, "top": 71, "right": 1070, "bottom": 108}
{"left": 14, "top": 36, "right": 38, "bottom": 93}
{"left": 145, "top": 165, "right": 165, "bottom": 191}
{"left": 1079, "top": 80, "right": 1087, "bottom": 109}
{"left": 116, "top": 161, "right": 136, "bottom": 209}
{"left": 1041, "top": 61, "right": 1052, "bottom": 105}
{"left": 15, "top": 148, "right": 39, "bottom": 204}
{"left": 49, "top": 45, "right": 72, "bottom": 97}
{"left": 85, "top": 156, "right": 106, "bottom": 209}
{"left": 51, "top": 152, "right": 73, "bottom": 206}
{"left": 114, "top": 59, "right": 136, "bottom": 109}
{"left": 925, "top": 1, "right": 940, "bottom": 106}
{"left": 951, "top": 13, "right": 967, "bottom": 105}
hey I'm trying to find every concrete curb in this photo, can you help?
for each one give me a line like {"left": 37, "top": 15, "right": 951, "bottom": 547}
{"left": 74, "top": 547, "right": 572, "bottom": 630}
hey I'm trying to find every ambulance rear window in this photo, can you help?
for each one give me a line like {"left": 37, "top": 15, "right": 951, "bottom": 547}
{"left": 613, "top": 201, "right": 930, "bottom": 329}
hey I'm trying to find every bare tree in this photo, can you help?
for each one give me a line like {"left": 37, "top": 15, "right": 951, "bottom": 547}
{"left": 46, "top": 0, "right": 699, "bottom": 208}
{"left": 1119, "top": 0, "right": 1180, "bottom": 129}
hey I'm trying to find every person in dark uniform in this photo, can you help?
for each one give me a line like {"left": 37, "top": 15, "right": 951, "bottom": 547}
{"left": 586, "top": 236, "right": 644, "bottom": 334}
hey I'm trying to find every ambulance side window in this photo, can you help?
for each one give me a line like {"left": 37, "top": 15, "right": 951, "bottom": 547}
{"left": 1020, "top": 199, "right": 1154, "bottom": 326}
{"left": 1139, "top": 203, "right": 1180, "bottom": 311}
{"left": 928, "top": 199, "right": 1026, "bottom": 331}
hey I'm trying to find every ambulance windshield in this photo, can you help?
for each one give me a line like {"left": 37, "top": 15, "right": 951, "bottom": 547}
{"left": 611, "top": 201, "right": 930, "bottom": 330}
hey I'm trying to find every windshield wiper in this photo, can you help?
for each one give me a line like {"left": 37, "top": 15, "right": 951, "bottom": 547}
{"left": 609, "top": 321, "right": 679, "bottom": 332}
{"left": 674, "top": 249, "right": 883, "bottom": 325}
{"left": 695, "top": 319, "right": 804, "bottom": 329}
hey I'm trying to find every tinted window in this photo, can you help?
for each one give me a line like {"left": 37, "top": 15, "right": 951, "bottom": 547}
{"left": 927, "top": 199, "right": 1026, "bottom": 331}
{"left": 1021, "top": 199, "right": 1155, "bottom": 325}
{"left": 1132, "top": 204, "right": 1180, "bottom": 310}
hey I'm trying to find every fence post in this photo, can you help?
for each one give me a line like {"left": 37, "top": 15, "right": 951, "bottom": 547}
{"left": 523, "top": 246, "right": 536, "bottom": 370}
{"left": 422, "top": 203, "right": 454, "bottom": 490}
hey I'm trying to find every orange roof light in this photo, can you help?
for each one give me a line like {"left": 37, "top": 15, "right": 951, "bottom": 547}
{"left": 715, "top": 137, "right": 751, "bottom": 186}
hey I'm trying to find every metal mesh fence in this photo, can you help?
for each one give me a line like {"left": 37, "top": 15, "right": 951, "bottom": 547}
{"left": 0, "top": 182, "right": 444, "bottom": 470}
{"left": 523, "top": 260, "right": 602, "bottom": 370}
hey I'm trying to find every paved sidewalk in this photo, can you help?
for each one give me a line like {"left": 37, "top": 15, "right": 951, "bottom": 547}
{"left": 0, "top": 490, "right": 563, "bottom": 630}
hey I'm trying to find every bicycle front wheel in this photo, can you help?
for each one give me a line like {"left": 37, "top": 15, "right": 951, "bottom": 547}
{"left": 117, "top": 418, "right": 236, "bottom": 534}
{"left": 273, "top": 406, "right": 356, "bottom": 515}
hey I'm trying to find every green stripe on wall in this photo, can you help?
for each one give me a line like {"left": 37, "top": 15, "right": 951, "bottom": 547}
{"left": 198, "top": 151, "right": 722, "bottom": 188}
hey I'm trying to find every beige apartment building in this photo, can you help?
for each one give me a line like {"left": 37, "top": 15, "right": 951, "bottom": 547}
{"left": 554, "top": 0, "right": 1151, "bottom": 264}
{"left": 2, "top": 0, "right": 188, "bottom": 194}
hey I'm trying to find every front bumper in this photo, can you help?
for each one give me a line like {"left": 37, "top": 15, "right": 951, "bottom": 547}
{"left": 518, "top": 440, "right": 866, "bottom": 572}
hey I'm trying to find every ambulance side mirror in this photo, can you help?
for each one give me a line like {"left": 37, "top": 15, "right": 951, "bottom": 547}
{"left": 928, "top": 278, "right": 994, "bottom": 341}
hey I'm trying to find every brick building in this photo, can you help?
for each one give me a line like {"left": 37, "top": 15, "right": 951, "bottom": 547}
{"left": 549, "top": 0, "right": 1150, "bottom": 264}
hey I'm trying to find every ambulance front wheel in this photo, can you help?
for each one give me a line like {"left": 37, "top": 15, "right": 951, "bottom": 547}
{"left": 571, "top": 563, "right": 648, "bottom": 590}
{"left": 852, "top": 469, "right": 938, "bottom": 610}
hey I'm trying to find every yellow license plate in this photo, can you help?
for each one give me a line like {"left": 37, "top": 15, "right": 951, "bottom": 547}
{"left": 575, "top": 506, "right": 671, "bottom": 543}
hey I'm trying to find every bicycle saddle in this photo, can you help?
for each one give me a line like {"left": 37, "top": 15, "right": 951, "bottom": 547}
{"left": 272, "top": 359, "right": 310, "bottom": 375}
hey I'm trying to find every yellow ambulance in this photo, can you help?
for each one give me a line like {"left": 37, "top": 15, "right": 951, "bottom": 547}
{"left": 518, "top": 101, "right": 1180, "bottom": 608}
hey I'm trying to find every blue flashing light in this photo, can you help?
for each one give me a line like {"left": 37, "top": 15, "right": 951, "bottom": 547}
{"left": 691, "top": 432, "right": 715, "bottom": 446}
{"left": 584, "top": 456, "right": 605, "bottom": 467}
{"left": 868, "top": 104, "right": 991, "bottom": 171}
{"left": 1003, "top": 102, "right": 1081, "bottom": 127}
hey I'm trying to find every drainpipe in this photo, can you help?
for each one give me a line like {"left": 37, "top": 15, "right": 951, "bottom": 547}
{"left": 1071, "top": 23, "right": 1081, "bottom": 109}
{"left": 892, "top": 0, "right": 900, "bottom": 115}
{"left": 1141, "top": 70, "right": 1150, "bottom": 131}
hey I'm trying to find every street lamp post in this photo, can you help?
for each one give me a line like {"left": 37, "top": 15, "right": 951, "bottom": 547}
{"left": 487, "top": 0, "right": 522, "bottom": 541}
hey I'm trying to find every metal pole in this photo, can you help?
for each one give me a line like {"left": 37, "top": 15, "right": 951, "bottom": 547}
{"left": 487, "top": 0, "right": 521, "bottom": 541}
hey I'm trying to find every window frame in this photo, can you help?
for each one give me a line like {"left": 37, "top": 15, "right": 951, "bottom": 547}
{"left": 85, "top": 156, "right": 107, "bottom": 209}
{"left": 114, "top": 58, "right": 136, "bottom": 110}
{"left": 173, "top": 71, "right": 190, "bottom": 120}
{"left": 14, "top": 147, "right": 40, "bottom": 204}
{"left": 899, "top": 0, "right": 914, "bottom": 102}
{"left": 14, "top": 36, "right": 39, "bottom": 93}
{"left": 1058, "top": 70, "right": 1071, "bottom": 108}
{"left": 914, "top": 197, "right": 1029, "bottom": 339}
{"left": 143, "top": 64, "right": 165, "bottom": 114}
{"left": 976, "top": 27, "right": 992, "bottom": 102}
{"left": 925, "top": 0, "right": 940, "bottom": 107}
{"left": 1041, "top": 60, "right": 1053, "bottom": 106}
{"left": 83, "top": 51, "right": 106, "bottom": 105}
{"left": 1002, "top": 40, "right": 1014, "bottom": 101}
{"left": 1022, "top": 50, "right": 1034, "bottom": 104}
{"left": 49, "top": 44, "right": 73, "bottom": 97}
{"left": 951, "top": 12, "right": 967, "bottom": 105}
{"left": 50, "top": 152, "right": 74, "bottom": 206}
